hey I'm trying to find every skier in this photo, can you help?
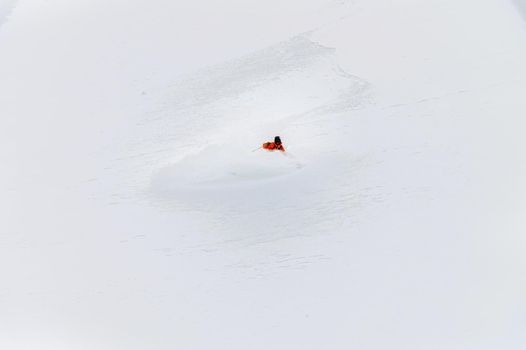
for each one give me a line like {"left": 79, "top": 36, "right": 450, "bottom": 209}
{"left": 262, "top": 136, "right": 286, "bottom": 152}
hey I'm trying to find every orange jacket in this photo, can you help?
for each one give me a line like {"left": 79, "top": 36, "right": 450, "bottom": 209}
{"left": 262, "top": 142, "right": 286, "bottom": 152}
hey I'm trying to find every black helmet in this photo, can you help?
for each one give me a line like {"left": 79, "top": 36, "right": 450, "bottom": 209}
{"left": 274, "top": 136, "right": 282, "bottom": 144}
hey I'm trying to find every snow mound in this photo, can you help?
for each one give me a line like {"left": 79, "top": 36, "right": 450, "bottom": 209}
{"left": 151, "top": 146, "right": 304, "bottom": 192}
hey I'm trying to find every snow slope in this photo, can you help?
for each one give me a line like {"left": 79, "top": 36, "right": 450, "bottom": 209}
{"left": 2, "top": 0, "right": 526, "bottom": 349}
{"left": 0, "top": 0, "right": 16, "bottom": 29}
{"left": 516, "top": 0, "right": 526, "bottom": 18}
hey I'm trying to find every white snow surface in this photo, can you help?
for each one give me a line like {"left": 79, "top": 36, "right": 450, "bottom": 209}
{"left": 0, "top": 0, "right": 15, "bottom": 28}
{"left": 2, "top": 0, "right": 526, "bottom": 349}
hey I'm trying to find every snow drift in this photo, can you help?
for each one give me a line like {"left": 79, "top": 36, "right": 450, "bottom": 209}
{"left": 152, "top": 147, "right": 304, "bottom": 191}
